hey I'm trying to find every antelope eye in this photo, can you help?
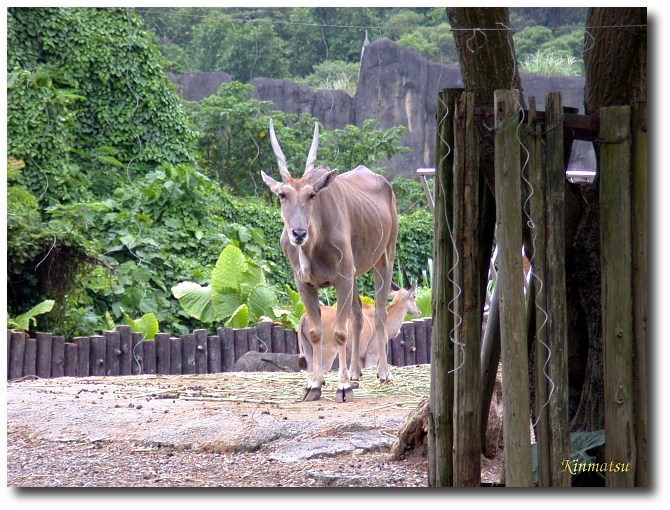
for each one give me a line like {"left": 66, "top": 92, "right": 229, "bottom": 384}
{"left": 308, "top": 193, "right": 317, "bottom": 201}
{"left": 278, "top": 192, "right": 286, "bottom": 200}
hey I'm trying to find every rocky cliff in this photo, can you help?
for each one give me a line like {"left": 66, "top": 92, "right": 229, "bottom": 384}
{"left": 168, "top": 38, "right": 594, "bottom": 178}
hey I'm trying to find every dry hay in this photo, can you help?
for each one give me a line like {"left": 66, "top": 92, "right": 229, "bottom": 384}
{"left": 115, "top": 364, "right": 431, "bottom": 410}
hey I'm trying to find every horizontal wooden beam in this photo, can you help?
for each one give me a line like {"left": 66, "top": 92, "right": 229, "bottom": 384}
{"left": 471, "top": 106, "right": 599, "bottom": 142}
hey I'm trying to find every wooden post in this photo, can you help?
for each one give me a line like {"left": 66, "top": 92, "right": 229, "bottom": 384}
{"left": 452, "top": 90, "right": 481, "bottom": 487}
{"left": 207, "top": 335, "right": 222, "bottom": 373}
{"left": 8, "top": 332, "right": 26, "bottom": 380}
{"left": 425, "top": 317, "right": 432, "bottom": 363}
{"left": 599, "top": 104, "right": 635, "bottom": 487}
{"left": 64, "top": 342, "right": 78, "bottom": 377}
{"left": 494, "top": 89, "right": 532, "bottom": 487}
{"left": 155, "top": 333, "right": 170, "bottom": 374}
{"left": 221, "top": 328, "right": 235, "bottom": 371}
{"left": 89, "top": 335, "right": 106, "bottom": 376}
{"left": 257, "top": 321, "right": 272, "bottom": 353}
{"left": 51, "top": 336, "right": 65, "bottom": 378}
{"left": 631, "top": 101, "right": 647, "bottom": 487}
{"left": 247, "top": 327, "right": 259, "bottom": 352}
{"left": 169, "top": 337, "right": 182, "bottom": 374}
{"left": 392, "top": 330, "right": 405, "bottom": 367}
{"left": 35, "top": 332, "right": 53, "bottom": 379}
{"left": 402, "top": 322, "right": 416, "bottom": 366}
{"left": 527, "top": 96, "right": 551, "bottom": 487}
{"left": 413, "top": 319, "right": 428, "bottom": 365}
{"left": 194, "top": 329, "right": 208, "bottom": 374}
{"left": 181, "top": 333, "right": 196, "bottom": 375}
{"left": 75, "top": 337, "right": 90, "bottom": 377}
{"left": 545, "top": 92, "right": 571, "bottom": 487}
{"left": 143, "top": 341, "right": 156, "bottom": 375}
{"left": 23, "top": 337, "right": 37, "bottom": 378}
{"left": 131, "top": 333, "right": 144, "bottom": 375}
{"left": 428, "top": 88, "right": 459, "bottom": 487}
{"left": 118, "top": 325, "right": 133, "bottom": 376}
{"left": 234, "top": 329, "right": 248, "bottom": 363}
{"left": 104, "top": 331, "right": 121, "bottom": 376}
{"left": 271, "top": 326, "right": 285, "bottom": 354}
{"left": 285, "top": 329, "right": 298, "bottom": 355}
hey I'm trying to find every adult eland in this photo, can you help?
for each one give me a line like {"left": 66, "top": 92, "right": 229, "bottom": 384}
{"left": 261, "top": 120, "right": 398, "bottom": 402}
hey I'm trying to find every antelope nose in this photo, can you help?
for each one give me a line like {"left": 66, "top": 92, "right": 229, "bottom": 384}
{"left": 292, "top": 228, "right": 307, "bottom": 243}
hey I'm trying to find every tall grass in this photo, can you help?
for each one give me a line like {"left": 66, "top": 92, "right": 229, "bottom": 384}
{"left": 520, "top": 50, "right": 583, "bottom": 76}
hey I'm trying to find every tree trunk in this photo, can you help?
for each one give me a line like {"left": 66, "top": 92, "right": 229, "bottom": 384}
{"left": 569, "top": 7, "right": 647, "bottom": 433}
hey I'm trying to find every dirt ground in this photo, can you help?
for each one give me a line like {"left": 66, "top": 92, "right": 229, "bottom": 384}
{"left": 6, "top": 368, "right": 502, "bottom": 488}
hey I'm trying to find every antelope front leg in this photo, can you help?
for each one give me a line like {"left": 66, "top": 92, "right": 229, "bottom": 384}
{"left": 333, "top": 278, "right": 356, "bottom": 402}
{"left": 299, "top": 284, "right": 324, "bottom": 401}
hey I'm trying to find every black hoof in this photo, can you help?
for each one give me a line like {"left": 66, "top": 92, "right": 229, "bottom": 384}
{"left": 301, "top": 386, "right": 322, "bottom": 402}
{"left": 350, "top": 381, "right": 360, "bottom": 389}
{"left": 335, "top": 387, "right": 355, "bottom": 403}
{"left": 377, "top": 375, "right": 391, "bottom": 384}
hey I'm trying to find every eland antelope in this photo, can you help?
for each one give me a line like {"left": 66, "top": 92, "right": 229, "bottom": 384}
{"left": 298, "top": 282, "right": 420, "bottom": 373}
{"left": 261, "top": 120, "right": 398, "bottom": 402}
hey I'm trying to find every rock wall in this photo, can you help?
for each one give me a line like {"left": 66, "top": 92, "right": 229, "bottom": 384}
{"left": 168, "top": 38, "right": 594, "bottom": 178}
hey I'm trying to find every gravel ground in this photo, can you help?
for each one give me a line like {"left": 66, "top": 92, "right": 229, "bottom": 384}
{"left": 6, "top": 368, "right": 501, "bottom": 488}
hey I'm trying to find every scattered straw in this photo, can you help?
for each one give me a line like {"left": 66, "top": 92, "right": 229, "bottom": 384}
{"left": 116, "top": 364, "right": 430, "bottom": 408}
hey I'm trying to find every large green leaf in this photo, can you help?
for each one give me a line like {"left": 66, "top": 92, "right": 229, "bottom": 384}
{"left": 212, "top": 244, "right": 247, "bottom": 291}
{"left": 212, "top": 291, "right": 242, "bottom": 321}
{"left": 171, "top": 281, "right": 214, "bottom": 323}
{"left": 122, "top": 310, "right": 160, "bottom": 340}
{"left": 239, "top": 261, "right": 264, "bottom": 301}
{"left": 248, "top": 284, "right": 279, "bottom": 321}
{"left": 225, "top": 304, "right": 249, "bottom": 329}
{"left": 9, "top": 299, "right": 55, "bottom": 331}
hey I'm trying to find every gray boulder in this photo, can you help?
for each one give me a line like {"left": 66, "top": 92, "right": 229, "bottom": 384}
{"left": 231, "top": 351, "right": 301, "bottom": 373}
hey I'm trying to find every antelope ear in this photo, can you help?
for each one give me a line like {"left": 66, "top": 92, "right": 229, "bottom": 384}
{"left": 312, "top": 169, "right": 338, "bottom": 194}
{"left": 261, "top": 171, "right": 281, "bottom": 194}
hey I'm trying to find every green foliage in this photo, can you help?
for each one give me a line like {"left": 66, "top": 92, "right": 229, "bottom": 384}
{"left": 7, "top": 300, "right": 56, "bottom": 332}
{"left": 120, "top": 311, "right": 160, "bottom": 340}
{"left": 514, "top": 25, "right": 584, "bottom": 75}
{"left": 7, "top": 8, "right": 200, "bottom": 339}
{"left": 395, "top": 209, "right": 434, "bottom": 286}
{"left": 187, "top": 81, "right": 408, "bottom": 195}
{"left": 415, "top": 287, "right": 432, "bottom": 318}
{"left": 520, "top": 50, "right": 582, "bottom": 76}
{"left": 186, "top": 12, "right": 290, "bottom": 81}
{"left": 392, "top": 177, "right": 430, "bottom": 215}
{"left": 6, "top": 7, "right": 436, "bottom": 341}
{"left": 172, "top": 244, "right": 300, "bottom": 329}
{"left": 297, "top": 60, "right": 360, "bottom": 95}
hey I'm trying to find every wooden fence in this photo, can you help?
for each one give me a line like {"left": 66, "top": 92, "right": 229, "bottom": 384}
{"left": 428, "top": 88, "right": 647, "bottom": 488}
{"left": 7, "top": 318, "right": 432, "bottom": 380}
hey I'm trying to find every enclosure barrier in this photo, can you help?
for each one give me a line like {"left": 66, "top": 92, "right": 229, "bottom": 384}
{"left": 428, "top": 87, "right": 647, "bottom": 488}
{"left": 6, "top": 318, "right": 432, "bottom": 380}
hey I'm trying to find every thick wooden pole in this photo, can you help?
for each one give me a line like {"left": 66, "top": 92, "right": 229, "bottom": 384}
{"left": 599, "top": 105, "right": 635, "bottom": 487}
{"left": 453, "top": 91, "right": 481, "bottom": 487}
{"left": 631, "top": 102, "right": 647, "bottom": 487}
{"left": 494, "top": 89, "right": 532, "bottom": 487}
{"left": 545, "top": 93, "right": 571, "bottom": 487}
{"left": 528, "top": 96, "right": 551, "bottom": 488}
{"left": 428, "top": 88, "right": 459, "bottom": 487}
